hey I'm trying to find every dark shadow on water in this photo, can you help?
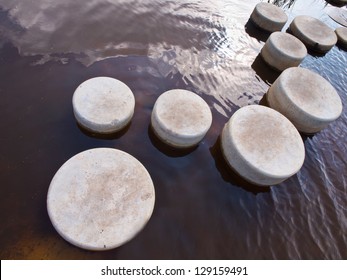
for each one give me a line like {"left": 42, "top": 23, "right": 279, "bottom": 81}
{"left": 259, "top": 93, "right": 270, "bottom": 107}
{"left": 209, "top": 136, "right": 271, "bottom": 195}
{"left": 76, "top": 121, "right": 132, "bottom": 140}
{"left": 325, "top": 0, "right": 346, "bottom": 7}
{"left": 336, "top": 43, "right": 347, "bottom": 52}
{"left": 251, "top": 54, "right": 281, "bottom": 85}
{"left": 245, "top": 19, "right": 271, "bottom": 42}
{"left": 148, "top": 125, "right": 198, "bottom": 157}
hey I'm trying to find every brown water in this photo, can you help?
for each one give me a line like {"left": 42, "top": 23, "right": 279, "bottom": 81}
{"left": 0, "top": 0, "right": 346, "bottom": 259}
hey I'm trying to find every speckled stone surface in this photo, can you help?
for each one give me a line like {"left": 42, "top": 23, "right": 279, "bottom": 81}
{"left": 335, "top": 27, "right": 347, "bottom": 48}
{"left": 267, "top": 67, "right": 343, "bottom": 134}
{"left": 250, "top": 3, "right": 288, "bottom": 32}
{"left": 72, "top": 77, "right": 135, "bottom": 134}
{"left": 221, "top": 105, "right": 305, "bottom": 186}
{"left": 151, "top": 89, "right": 212, "bottom": 148}
{"left": 290, "top": 15, "right": 337, "bottom": 53}
{"left": 47, "top": 148, "right": 155, "bottom": 251}
{"left": 261, "top": 32, "right": 307, "bottom": 71}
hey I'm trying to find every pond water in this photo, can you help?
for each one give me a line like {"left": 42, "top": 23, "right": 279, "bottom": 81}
{"left": 0, "top": 0, "right": 346, "bottom": 259}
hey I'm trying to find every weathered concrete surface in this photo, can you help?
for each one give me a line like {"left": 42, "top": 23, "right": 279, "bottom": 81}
{"left": 290, "top": 15, "right": 337, "bottom": 53}
{"left": 47, "top": 148, "right": 155, "bottom": 251}
{"left": 261, "top": 32, "right": 307, "bottom": 71}
{"left": 73, "top": 77, "right": 135, "bottom": 134}
{"left": 221, "top": 105, "right": 305, "bottom": 186}
{"left": 250, "top": 3, "right": 288, "bottom": 32}
{"left": 267, "top": 67, "right": 343, "bottom": 134}
{"left": 151, "top": 89, "right": 212, "bottom": 148}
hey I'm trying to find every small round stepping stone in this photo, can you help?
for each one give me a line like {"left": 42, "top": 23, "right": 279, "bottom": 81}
{"left": 267, "top": 67, "right": 343, "bottom": 134}
{"left": 261, "top": 31, "right": 307, "bottom": 71}
{"left": 47, "top": 148, "right": 155, "bottom": 251}
{"left": 335, "top": 27, "right": 347, "bottom": 48}
{"left": 72, "top": 77, "right": 135, "bottom": 134}
{"left": 151, "top": 89, "right": 212, "bottom": 148}
{"left": 290, "top": 15, "right": 337, "bottom": 53}
{"left": 221, "top": 105, "right": 305, "bottom": 186}
{"left": 250, "top": 3, "right": 288, "bottom": 32}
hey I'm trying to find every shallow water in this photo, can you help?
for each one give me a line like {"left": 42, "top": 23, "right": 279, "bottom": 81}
{"left": 0, "top": 0, "right": 346, "bottom": 259}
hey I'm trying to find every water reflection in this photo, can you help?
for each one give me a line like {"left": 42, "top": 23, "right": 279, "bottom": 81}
{"left": 269, "top": 0, "right": 297, "bottom": 8}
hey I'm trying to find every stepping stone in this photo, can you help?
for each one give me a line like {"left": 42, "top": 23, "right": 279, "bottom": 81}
{"left": 290, "top": 15, "right": 337, "bottom": 53}
{"left": 335, "top": 27, "right": 347, "bottom": 48}
{"left": 267, "top": 67, "right": 343, "bottom": 134}
{"left": 151, "top": 89, "right": 212, "bottom": 148}
{"left": 261, "top": 31, "right": 307, "bottom": 71}
{"left": 47, "top": 148, "right": 155, "bottom": 251}
{"left": 221, "top": 105, "right": 305, "bottom": 186}
{"left": 250, "top": 3, "right": 288, "bottom": 32}
{"left": 73, "top": 77, "right": 135, "bottom": 134}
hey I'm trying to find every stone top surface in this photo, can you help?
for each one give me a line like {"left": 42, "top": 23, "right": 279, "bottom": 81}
{"left": 153, "top": 89, "right": 212, "bottom": 137}
{"left": 255, "top": 3, "right": 288, "bottom": 23}
{"left": 72, "top": 77, "right": 135, "bottom": 132}
{"left": 291, "top": 15, "right": 337, "bottom": 46}
{"left": 227, "top": 105, "right": 305, "bottom": 177}
{"left": 277, "top": 67, "right": 342, "bottom": 120}
{"left": 47, "top": 148, "right": 155, "bottom": 251}
{"left": 269, "top": 32, "right": 307, "bottom": 57}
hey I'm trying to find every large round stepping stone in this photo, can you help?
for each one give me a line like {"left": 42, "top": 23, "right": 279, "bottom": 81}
{"left": 151, "top": 89, "right": 212, "bottom": 148}
{"left": 335, "top": 27, "right": 347, "bottom": 48}
{"left": 250, "top": 3, "right": 288, "bottom": 32}
{"left": 221, "top": 105, "right": 305, "bottom": 186}
{"left": 47, "top": 148, "right": 155, "bottom": 251}
{"left": 72, "top": 77, "right": 135, "bottom": 134}
{"left": 267, "top": 67, "right": 343, "bottom": 134}
{"left": 290, "top": 15, "right": 337, "bottom": 53}
{"left": 261, "top": 31, "right": 307, "bottom": 71}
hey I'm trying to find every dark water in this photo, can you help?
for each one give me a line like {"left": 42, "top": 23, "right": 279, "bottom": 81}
{"left": 0, "top": 0, "right": 346, "bottom": 259}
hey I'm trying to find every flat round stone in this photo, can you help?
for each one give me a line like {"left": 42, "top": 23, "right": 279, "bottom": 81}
{"left": 267, "top": 67, "right": 343, "bottom": 134}
{"left": 290, "top": 15, "right": 337, "bottom": 53}
{"left": 335, "top": 27, "right": 347, "bottom": 48}
{"left": 250, "top": 3, "right": 288, "bottom": 32}
{"left": 47, "top": 148, "right": 155, "bottom": 251}
{"left": 221, "top": 105, "right": 305, "bottom": 186}
{"left": 261, "top": 32, "right": 307, "bottom": 71}
{"left": 151, "top": 89, "right": 212, "bottom": 148}
{"left": 72, "top": 77, "right": 135, "bottom": 134}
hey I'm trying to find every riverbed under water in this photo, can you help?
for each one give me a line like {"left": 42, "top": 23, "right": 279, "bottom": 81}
{"left": 0, "top": 0, "right": 346, "bottom": 259}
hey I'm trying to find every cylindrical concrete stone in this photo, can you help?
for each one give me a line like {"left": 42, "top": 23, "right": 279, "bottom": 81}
{"left": 151, "top": 89, "right": 212, "bottom": 148}
{"left": 250, "top": 3, "right": 288, "bottom": 32}
{"left": 261, "top": 32, "right": 307, "bottom": 71}
{"left": 267, "top": 67, "right": 343, "bottom": 134}
{"left": 72, "top": 77, "right": 135, "bottom": 134}
{"left": 335, "top": 27, "right": 347, "bottom": 49}
{"left": 47, "top": 148, "right": 155, "bottom": 251}
{"left": 290, "top": 15, "right": 337, "bottom": 53}
{"left": 221, "top": 105, "right": 305, "bottom": 186}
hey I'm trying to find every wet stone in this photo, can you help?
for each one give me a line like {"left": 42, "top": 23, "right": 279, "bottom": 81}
{"left": 47, "top": 148, "right": 155, "bottom": 251}
{"left": 267, "top": 67, "right": 343, "bottom": 134}
{"left": 151, "top": 89, "right": 212, "bottom": 148}
{"left": 221, "top": 105, "right": 305, "bottom": 186}
{"left": 261, "top": 31, "right": 307, "bottom": 71}
{"left": 72, "top": 77, "right": 135, "bottom": 134}
{"left": 250, "top": 3, "right": 288, "bottom": 32}
{"left": 290, "top": 15, "right": 337, "bottom": 53}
